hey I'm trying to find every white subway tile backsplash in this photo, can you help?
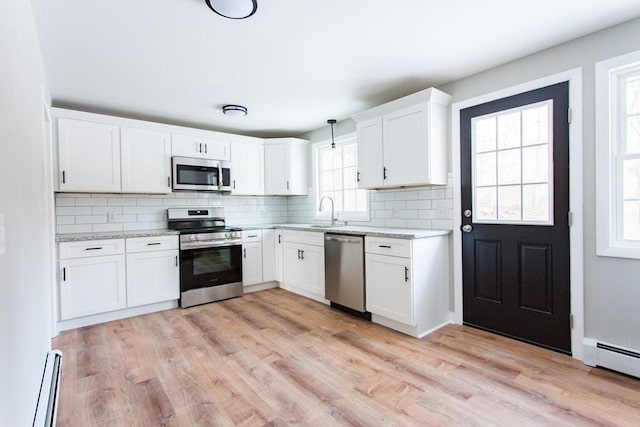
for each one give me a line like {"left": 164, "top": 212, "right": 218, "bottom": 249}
{"left": 107, "top": 198, "right": 137, "bottom": 206}
{"left": 122, "top": 206, "right": 150, "bottom": 214}
{"left": 92, "top": 223, "right": 123, "bottom": 232}
{"left": 75, "top": 215, "right": 107, "bottom": 224}
{"left": 56, "top": 206, "right": 91, "bottom": 215}
{"left": 58, "top": 224, "right": 92, "bottom": 234}
{"left": 55, "top": 173, "right": 453, "bottom": 234}
{"left": 75, "top": 197, "right": 107, "bottom": 207}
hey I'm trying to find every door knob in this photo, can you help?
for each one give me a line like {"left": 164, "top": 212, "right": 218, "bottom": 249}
{"left": 464, "top": 209, "right": 472, "bottom": 218}
{"left": 462, "top": 224, "right": 473, "bottom": 233}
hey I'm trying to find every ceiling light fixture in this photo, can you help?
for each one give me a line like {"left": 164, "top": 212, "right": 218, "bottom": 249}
{"left": 328, "top": 119, "right": 337, "bottom": 149}
{"left": 223, "top": 104, "right": 248, "bottom": 117}
{"left": 205, "top": 0, "right": 257, "bottom": 20}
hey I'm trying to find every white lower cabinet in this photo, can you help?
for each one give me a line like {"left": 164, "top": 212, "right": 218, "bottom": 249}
{"left": 366, "top": 253, "right": 413, "bottom": 325}
{"left": 126, "top": 236, "right": 179, "bottom": 308}
{"left": 58, "top": 235, "right": 179, "bottom": 325}
{"left": 282, "top": 230, "right": 325, "bottom": 300}
{"left": 242, "top": 230, "right": 263, "bottom": 287}
{"left": 365, "top": 235, "right": 449, "bottom": 338}
{"left": 59, "top": 239, "right": 127, "bottom": 320}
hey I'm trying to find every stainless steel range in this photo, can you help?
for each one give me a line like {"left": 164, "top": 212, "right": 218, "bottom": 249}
{"left": 168, "top": 207, "right": 242, "bottom": 308}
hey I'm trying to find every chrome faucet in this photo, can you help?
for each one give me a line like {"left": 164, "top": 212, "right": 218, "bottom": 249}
{"left": 318, "top": 195, "right": 336, "bottom": 226}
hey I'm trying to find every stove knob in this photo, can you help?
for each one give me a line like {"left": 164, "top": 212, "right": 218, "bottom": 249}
{"left": 225, "top": 232, "right": 231, "bottom": 238}
{"left": 190, "top": 235, "right": 197, "bottom": 241}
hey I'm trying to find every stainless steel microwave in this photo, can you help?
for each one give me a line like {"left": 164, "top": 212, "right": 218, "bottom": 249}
{"left": 172, "top": 156, "right": 232, "bottom": 192}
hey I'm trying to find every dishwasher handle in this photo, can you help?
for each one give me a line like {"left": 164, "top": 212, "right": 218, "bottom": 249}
{"left": 325, "top": 235, "right": 362, "bottom": 244}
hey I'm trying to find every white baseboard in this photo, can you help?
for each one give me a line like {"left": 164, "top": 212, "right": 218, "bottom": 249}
{"left": 57, "top": 300, "right": 178, "bottom": 331}
{"left": 583, "top": 338, "right": 640, "bottom": 378}
{"left": 243, "top": 281, "right": 279, "bottom": 294}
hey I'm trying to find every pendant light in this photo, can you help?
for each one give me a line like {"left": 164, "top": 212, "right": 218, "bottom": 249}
{"left": 205, "top": 0, "right": 258, "bottom": 20}
{"left": 328, "top": 119, "right": 337, "bottom": 149}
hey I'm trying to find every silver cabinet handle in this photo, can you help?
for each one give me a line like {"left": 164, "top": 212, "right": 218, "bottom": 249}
{"left": 404, "top": 266, "right": 409, "bottom": 282}
{"left": 278, "top": 234, "right": 282, "bottom": 244}
{"left": 247, "top": 234, "right": 258, "bottom": 238}
{"left": 199, "top": 142, "right": 202, "bottom": 153}
{"left": 383, "top": 167, "right": 387, "bottom": 180}
{"left": 462, "top": 224, "right": 473, "bottom": 233}
{"left": 297, "top": 249, "right": 301, "bottom": 259}
{"left": 204, "top": 143, "right": 208, "bottom": 154}
{"left": 62, "top": 170, "right": 66, "bottom": 184}
{"left": 167, "top": 176, "right": 171, "bottom": 188}
{"left": 286, "top": 180, "right": 290, "bottom": 190}
{"left": 85, "top": 247, "right": 102, "bottom": 251}
{"left": 300, "top": 249, "right": 304, "bottom": 260}
{"left": 378, "top": 245, "right": 391, "bottom": 248}
{"left": 243, "top": 248, "right": 247, "bottom": 258}
{"left": 62, "top": 267, "right": 66, "bottom": 281}
{"left": 175, "top": 256, "right": 178, "bottom": 267}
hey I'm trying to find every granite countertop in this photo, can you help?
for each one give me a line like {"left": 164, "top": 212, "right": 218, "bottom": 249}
{"left": 56, "top": 229, "right": 179, "bottom": 242}
{"left": 238, "top": 223, "right": 451, "bottom": 239}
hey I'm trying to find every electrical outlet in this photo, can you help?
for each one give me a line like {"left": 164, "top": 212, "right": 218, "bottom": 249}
{"left": 108, "top": 213, "right": 116, "bottom": 222}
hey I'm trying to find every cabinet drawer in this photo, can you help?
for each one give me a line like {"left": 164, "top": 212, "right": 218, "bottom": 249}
{"left": 59, "top": 239, "right": 125, "bottom": 259}
{"left": 126, "top": 235, "right": 179, "bottom": 253}
{"left": 283, "top": 229, "right": 324, "bottom": 246}
{"left": 242, "top": 230, "right": 262, "bottom": 243}
{"left": 365, "top": 236, "right": 411, "bottom": 258}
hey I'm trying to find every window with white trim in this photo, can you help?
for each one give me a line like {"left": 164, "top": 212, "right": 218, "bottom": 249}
{"left": 314, "top": 134, "right": 369, "bottom": 221}
{"left": 596, "top": 50, "right": 640, "bottom": 259}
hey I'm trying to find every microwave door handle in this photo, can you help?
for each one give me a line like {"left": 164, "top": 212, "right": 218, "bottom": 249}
{"left": 218, "top": 164, "right": 223, "bottom": 188}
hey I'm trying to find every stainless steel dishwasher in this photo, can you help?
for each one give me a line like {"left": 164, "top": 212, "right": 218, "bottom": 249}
{"left": 324, "top": 234, "right": 370, "bottom": 319}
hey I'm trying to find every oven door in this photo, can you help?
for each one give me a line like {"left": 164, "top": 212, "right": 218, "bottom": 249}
{"left": 172, "top": 156, "right": 221, "bottom": 191}
{"left": 180, "top": 243, "right": 242, "bottom": 294}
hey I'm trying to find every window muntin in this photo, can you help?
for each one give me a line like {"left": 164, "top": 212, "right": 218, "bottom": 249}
{"left": 315, "top": 136, "right": 368, "bottom": 220}
{"left": 471, "top": 100, "right": 554, "bottom": 225}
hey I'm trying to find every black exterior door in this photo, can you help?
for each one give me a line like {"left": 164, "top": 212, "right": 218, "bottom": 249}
{"left": 460, "top": 82, "right": 571, "bottom": 354}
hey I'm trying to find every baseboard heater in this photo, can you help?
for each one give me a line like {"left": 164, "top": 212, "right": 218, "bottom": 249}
{"left": 583, "top": 338, "right": 640, "bottom": 378}
{"left": 33, "top": 350, "right": 63, "bottom": 427}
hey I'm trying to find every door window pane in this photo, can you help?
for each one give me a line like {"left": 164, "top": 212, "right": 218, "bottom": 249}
{"left": 523, "top": 145, "right": 549, "bottom": 183}
{"left": 476, "top": 187, "right": 497, "bottom": 220}
{"left": 522, "top": 104, "right": 549, "bottom": 146}
{"left": 498, "top": 186, "right": 521, "bottom": 220}
{"left": 475, "top": 116, "right": 497, "bottom": 153}
{"left": 472, "top": 100, "right": 553, "bottom": 225}
{"left": 497, "top": 149, "right": 521, "bottom": 185}
{"left": 475, "top": 152, "right": 496, "bottom": 186}
{"left": 497, "top": 111, "right": 521, "bottom": 149}
{"left": 523, "top": 184, "right": 550, "bottom": 222}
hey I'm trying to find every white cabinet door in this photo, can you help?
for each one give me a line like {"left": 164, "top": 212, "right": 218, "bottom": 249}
{"left": 274, "top": 229, "right": 284, "bottom": 282}
{"left": 383, "top": 104, "right": 430, "bottom": 187}
{"left": 172, "top": 133, "right": 230, "bottom": 160}
{"left": 264, "top": 139, "right": 308, "bottom": 196}
{"left": 261, "top": 229, "right": 277, "bottom": 282}
{"left": 282, "top": 242, "right": 324, "bottom": 296}
{"left": 231, "top": 139, "right": 264, "bottom": 195}
{"left": 356, "top": 116, "right": 384, "bottom": 189}
{"left": 171, "top": 133, "right": 203, "bottom": 158}
{"left": 58, "top": 118, "right": 121, "bottom": 192}
{"left": 59, "top": 255, "right": 126, "bottom": 320}
{"left": 365, "top": 253, "right": 414, "bottom": 326}
{"left": 242, "top": 241, "right": 263, "bottom": 286}
{"left": 202, "top": 136, "right": 230, "bottom": 160}
{"left": 264, "top": 142, "right": 290, "bottom": 194}
{"left": 126, "top": 249, "right": 179, "bottom": 307}
{"left": 121, "top": 127, "right": 171, "bottom": 194}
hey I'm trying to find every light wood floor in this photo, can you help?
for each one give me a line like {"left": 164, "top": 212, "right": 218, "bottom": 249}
{"left": 53, "top": 288, "right": 639, "bottom": 426}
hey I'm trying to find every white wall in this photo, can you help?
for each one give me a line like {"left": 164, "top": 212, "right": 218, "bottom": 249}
{"left": 0, "top": 1, "right": 53, "bottom": 425}
{"left": 439, "top": 18, "right": 640, "bottom": 350}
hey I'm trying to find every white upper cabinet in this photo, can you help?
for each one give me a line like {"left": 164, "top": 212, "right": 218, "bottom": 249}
{"left": 352, "top": 87, "right": 451, "bottom": 189}
{"left": 230, "top": 137, "right": 264, "bottom": 195}
{"left": 121, "top": 127, "right": 172, "bottom": 194}
{"left": 172, "top": 133, "right": 230, "bottom": 160}
{"left": 58, "top": 118, "right": 121, "bottom": 192}
{"left": 264, "top": 138, "right": 308, "bottom": 196}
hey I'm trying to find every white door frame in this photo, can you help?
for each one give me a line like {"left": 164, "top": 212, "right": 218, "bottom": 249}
{"left": 451, "top": 68, "right": 585, "bottom": 360}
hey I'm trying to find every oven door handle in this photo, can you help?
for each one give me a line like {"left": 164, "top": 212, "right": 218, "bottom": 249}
{"left": 180, "top": 240, "right": 242, "bottom": 250}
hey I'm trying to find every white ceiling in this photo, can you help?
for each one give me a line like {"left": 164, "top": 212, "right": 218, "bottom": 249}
{"left": 32, "top": 0, "right": 640, "bottom": 137}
